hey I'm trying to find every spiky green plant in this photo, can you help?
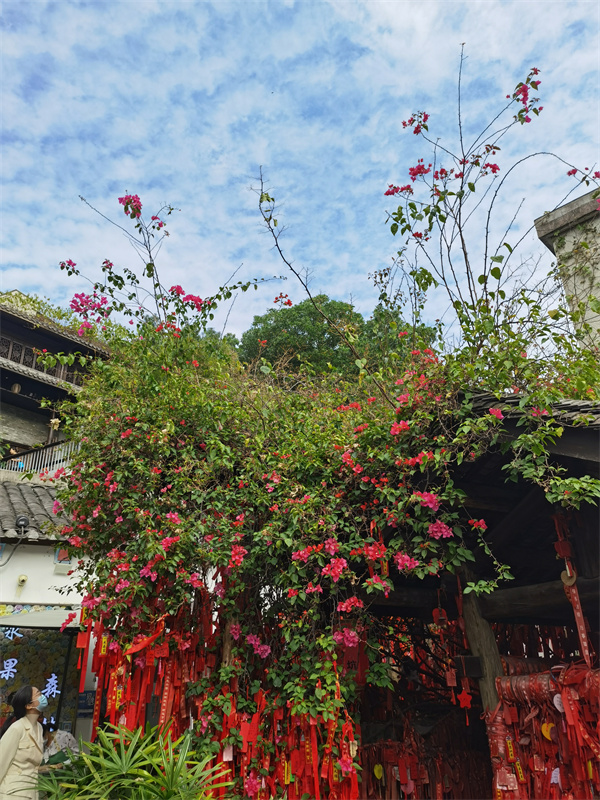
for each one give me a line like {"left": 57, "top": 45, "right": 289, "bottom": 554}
{"left": 37, "top": 725, "right": 232, "bottom": 799}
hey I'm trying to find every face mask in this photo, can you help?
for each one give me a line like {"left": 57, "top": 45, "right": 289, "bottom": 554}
{"left": 35, "top": 695, "right": 49, "bottom": 711}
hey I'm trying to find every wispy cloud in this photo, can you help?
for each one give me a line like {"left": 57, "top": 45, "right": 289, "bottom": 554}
{"left": 1, "top": 0, "right": 598, "bottom": 334}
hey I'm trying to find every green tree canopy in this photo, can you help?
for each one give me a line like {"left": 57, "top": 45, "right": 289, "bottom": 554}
{"left": 238, "top": 294, "right": 365, "bottom": 374}
{"left": 237, "top": 295, "right": 435, "bottom": 376}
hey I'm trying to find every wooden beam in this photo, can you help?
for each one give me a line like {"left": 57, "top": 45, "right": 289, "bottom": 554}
{"left": 366, "top": 585, "right": 439, "bottom": 617}
{"left": 546, "top": 430, "right": 600, "bottom": 464}
{"left": 457, "top": 482, "right": 520, "bottom": 512}
{"left": 479, "top": 577, "right": 599, "bottom": 623}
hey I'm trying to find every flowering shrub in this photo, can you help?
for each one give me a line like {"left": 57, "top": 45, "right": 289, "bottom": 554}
{"left": 44, "top": 54, "right": 600, "bottom": 797}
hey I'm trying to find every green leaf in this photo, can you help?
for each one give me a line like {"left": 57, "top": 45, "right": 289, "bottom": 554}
{"left": 490, "top": 267, "right": 501, "bottom": 280}
{"left": 477, "top": 274, "right": 487, "bottom": 285}
{"left": 490, "top": 255, "right": 504, "bottom": 263}
{"left": 468, "top": 182, "right": 475, "bottom": 192}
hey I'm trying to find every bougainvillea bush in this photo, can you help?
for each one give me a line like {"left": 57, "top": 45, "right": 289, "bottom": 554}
{"left": 44, "top": 58, "right": 600, "bottom": 798}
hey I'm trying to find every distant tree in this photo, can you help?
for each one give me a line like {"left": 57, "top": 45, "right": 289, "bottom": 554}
{"left": 202, "top": 326, "right": 239, "bottom": 350}
{"left": 238, "top": 294, "right": 435, "bottom": 376}
{"left": 359, "top": 302, "right": 437, "bottom": 372}
{"left": 238, "top": 294, "right": 365, "bottom": 374}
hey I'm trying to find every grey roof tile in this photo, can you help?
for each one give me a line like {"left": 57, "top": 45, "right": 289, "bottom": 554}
{"left": 0, "top": 481, "right": 63, "bottom": 541}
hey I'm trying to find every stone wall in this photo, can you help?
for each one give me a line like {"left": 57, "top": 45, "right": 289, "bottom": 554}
{"left": 535, "top": 190, "right": 600, "bottom": 348}
{"left": 0, "top": 404, "right": 50, "bottom": 448}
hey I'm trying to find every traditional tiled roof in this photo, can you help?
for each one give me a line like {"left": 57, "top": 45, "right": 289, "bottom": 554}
{"left": 0, "top": 481, "right": 63, "bottom": 541}
{"left": 0, "top": 300, "right": 110, "bottom": 356}
{"left": 469, "top": 393, "right": 600, "bottom": 428}
{"left": 0, "top": 355, "right": 83, "bottom": 392}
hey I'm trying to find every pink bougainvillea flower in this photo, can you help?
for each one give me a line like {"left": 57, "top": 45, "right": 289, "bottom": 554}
{"left": 230, "top": 622, "right": 241, "bottom": 640}
{"left": 118, "top": 194, "right": 142, "bottom": 218}
{"left": 332, "top": 627, "right": 360, "bottom": 648}
{"left": 390, "top": 420, "right": 410, "bottom": 435}
{"left": 338, "top": 757, "right": 356, "bottom": 774}
{"left": 427, "top": 520, "right": 454, "bottom": 540}
{"left": 531, "top": 407, "right": 549, "bottom": 417}
{"left": 321, "top": 557, "right": 348, "bottom": 583}
{"left": 245, "top": 773, "right": 261, "bottom": 797}
{"left": 413, "top": 491, "right": 440, "bottom": 512}
{"left": 394, "top": 552, "right": 420, "bottom": 571}
{"left": 365, "top": 575, "right": 392, "bottom": 596}
{"left": 489, "top": 408, "right": 504, "bottom": 420}
{"left": 140, "top": 565, "right": 158, "bottom": 582}
{"left": 246, "top": 633, "right": 270, "bottom": 658}
{"left": 165, "top": 511, "right": 181, "bottom": 524}
{"left": 60, "top": 612, "right": 77, "bottom": 632}
{"left": 161, "top": 535, "right": 180, "bottom": 551}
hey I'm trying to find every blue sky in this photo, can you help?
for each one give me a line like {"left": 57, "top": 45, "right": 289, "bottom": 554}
{"left": 1, "top": 0, "right": 599, "bottom": 336}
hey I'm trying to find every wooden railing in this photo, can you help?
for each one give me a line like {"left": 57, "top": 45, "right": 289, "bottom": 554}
{"left": 0, "top": 440, "right": 80, "bottom": 475}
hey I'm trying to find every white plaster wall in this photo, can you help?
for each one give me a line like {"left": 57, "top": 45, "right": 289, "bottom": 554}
{"left": 0, "top": 544, "right": 81, "bottom": 605}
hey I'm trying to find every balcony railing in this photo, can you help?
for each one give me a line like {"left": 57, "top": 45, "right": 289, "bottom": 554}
{"left": 0, "top": 440, "right": 80, "bottom": 475}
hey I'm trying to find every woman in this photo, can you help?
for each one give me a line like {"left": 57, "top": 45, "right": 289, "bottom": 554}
{"left": 0, "top": 686, "right": 46, "bottom": 800}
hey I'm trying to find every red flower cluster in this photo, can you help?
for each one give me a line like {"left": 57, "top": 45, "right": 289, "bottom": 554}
{"left": 363, "top": 542, "right": 387, "bottom": 561}
{"left": 468, "top": 518, "right": 487, "bottom": 531}
{"left": 169, "top": 285, "right": 204, "bottom": 312}
{"left": 337, "top": 597, "right": 364, "bottom": 613}
{"left": 321, "top": 557, "right": 348, "bottom": 583}
{"left": 292, "top": 543, "right": 323, "bottom": 563}
{"left": 228, "top": 544, "right": 248, "bottom": 569}
{"left": 408, "top": 159, "right": 432, "bottom": 182}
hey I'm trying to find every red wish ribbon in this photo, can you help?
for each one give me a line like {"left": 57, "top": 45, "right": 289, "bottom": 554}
{"left": 123, "top": 616, "right": 166, "bottom": 656}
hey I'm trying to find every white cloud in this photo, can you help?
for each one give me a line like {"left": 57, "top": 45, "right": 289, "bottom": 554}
{"left": 1, "top": 0, "right": 598, "bottom": 337}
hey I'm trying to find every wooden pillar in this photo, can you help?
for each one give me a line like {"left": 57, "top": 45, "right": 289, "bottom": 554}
{"left": 221, "top": 619, "right": 233, "bottom": 668}
{"left": 461, "top": 590, "right": 504, "bottom": 711}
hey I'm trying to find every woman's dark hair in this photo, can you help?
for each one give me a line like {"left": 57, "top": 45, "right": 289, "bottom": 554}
{"left": 0, "top": 685, "right": 33, "bottom": 739}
